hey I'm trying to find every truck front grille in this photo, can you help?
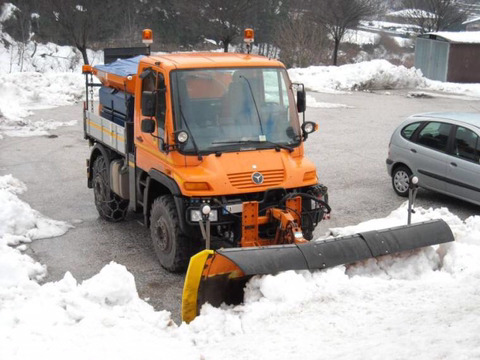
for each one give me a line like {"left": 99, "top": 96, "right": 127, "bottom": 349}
{"left": 228, "top": 169, "right": 285, "bottom": 190}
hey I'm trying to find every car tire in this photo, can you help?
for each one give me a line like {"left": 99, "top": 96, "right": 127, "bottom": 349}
{"left": 150, "top": 195, "right": 191, "bottom": 272}
{"left": 92, "top": 155, "right": 128, "bottom": 221}
{"left": 392, "top": 165, "right": 412, "bottom": 197}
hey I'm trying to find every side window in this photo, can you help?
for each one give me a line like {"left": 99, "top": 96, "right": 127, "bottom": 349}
{"left": 141, "top": 70, "right": 165, "bottom": 133}
{"left": 401, "top": 122, "right": 422, "bottom": 140}
{"left": 455, "top": 126, "right": 479, "bottom": 162}
{"left": 416, "top": 122, "right": 452, "bottom": 152}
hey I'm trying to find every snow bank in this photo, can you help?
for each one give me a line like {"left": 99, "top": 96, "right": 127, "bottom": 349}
{"left": 3, "top": 191, "right": 480, "bottom": 359}
{"left": 185, "top": 204, "right": 480, "bottom": 360}
{"left": 289, "top": 59, "right": 480, "bottom": 97}
{"left": 0, "top": 72, "right": 83, "bottom": 137}
{"left": 0, "top": 174, "right": 71, "bottom": 288}
{"left": 0, "top": 174, "right": 199, "bottom": 359}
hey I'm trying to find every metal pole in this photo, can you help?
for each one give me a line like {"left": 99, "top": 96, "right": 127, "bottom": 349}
{"left": 407, "top": 176, "right": 419, "bottom": 225}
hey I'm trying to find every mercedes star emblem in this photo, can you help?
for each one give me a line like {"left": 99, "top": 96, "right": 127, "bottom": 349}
{"left": 252, "top": 172, "right": 264, "bottom": 185}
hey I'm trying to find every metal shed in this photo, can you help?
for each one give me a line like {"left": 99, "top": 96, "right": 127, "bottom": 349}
{"left": 415, "top": 32, "right": 480, "bottom": 83}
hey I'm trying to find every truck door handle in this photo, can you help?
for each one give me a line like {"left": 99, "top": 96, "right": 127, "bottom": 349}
{"left": 410, "top": 149, "right": 417, "bottom": 153}
{"left": 136, "top": 136, "right": 144, "bottom": 143}
{"left": 450, "top": 162, "right": 457, "bottom": 167}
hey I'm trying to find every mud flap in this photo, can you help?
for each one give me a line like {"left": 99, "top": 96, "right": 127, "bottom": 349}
{"left": 182, "top": 219, "right": 454, "bottom": 323}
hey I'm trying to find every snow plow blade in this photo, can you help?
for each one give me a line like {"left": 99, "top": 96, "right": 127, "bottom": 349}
{"left": 182, "top": 219, "right": 453, "bottom": 323}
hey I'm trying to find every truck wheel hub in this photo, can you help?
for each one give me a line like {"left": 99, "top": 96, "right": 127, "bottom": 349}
{"left": 154, "top": 219, "right": 170, "bottom": 252}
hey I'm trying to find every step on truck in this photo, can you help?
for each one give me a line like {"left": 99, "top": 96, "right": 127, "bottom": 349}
{"left": 82, "top": 29, "right": 454, "bottom": 323}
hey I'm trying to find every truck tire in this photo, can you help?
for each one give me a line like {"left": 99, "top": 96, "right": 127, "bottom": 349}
{"left": 92, "top": 155, "right": 128, "bottom": 222}
{"left": 150, "top": 195, "right": 191, "bottom": 272}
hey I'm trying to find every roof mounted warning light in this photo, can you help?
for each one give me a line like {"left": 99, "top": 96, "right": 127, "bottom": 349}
{"left": 244, "top": 28, "right": 254, "bottom": 54}
{"left": 142, "top": 29, "right": 153, "bottom": 45}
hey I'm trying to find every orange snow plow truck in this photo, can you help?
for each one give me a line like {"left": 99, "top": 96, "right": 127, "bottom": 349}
{"left": 82, "top": 29, "right": 454, "bottom": 323}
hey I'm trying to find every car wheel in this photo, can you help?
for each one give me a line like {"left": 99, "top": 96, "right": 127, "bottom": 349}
{"left": 392, "top": 166, "right": 412, "bottom": 197}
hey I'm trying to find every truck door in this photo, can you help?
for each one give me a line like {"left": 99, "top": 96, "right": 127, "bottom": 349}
{"left": 137, "top": 68, "right": 167, "bottom": 151}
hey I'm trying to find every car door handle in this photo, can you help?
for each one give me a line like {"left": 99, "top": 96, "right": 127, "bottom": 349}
{"left": 410, "top": 149, "right": 417, "bottom": 153}
{"left": 136, "top": 136, "right": 144, "bottom": 143}
{"left": 450, "top": 162, "right": 457, "bottom": 167}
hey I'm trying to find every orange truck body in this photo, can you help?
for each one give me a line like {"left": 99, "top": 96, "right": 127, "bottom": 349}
{"left": 83, "top": 49, "right": 328, "bottom": 273}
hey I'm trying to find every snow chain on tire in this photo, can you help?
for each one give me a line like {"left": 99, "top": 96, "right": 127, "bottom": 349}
{"left": 92, "top": 155, "right": 128, "bottom": 222}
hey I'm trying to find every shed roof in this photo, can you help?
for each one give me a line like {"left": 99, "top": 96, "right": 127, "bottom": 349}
{"left": 463, "top": 16, "right": 480, "bottom": 25}
{"left": 387, "top": 9, "right": 435, "bottom": 19}
{"left": 419, "top": 31, "right": 480, "bottom": 44}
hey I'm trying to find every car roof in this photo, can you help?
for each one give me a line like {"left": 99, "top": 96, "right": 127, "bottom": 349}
{"left": 409, "top": 112, "right": 480, "bottom": 129}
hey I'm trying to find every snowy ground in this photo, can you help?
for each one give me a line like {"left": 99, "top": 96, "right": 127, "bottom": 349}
{"left": 2, "top": 172, "right": 480, "bottom": 359}
{"left": 2, "top": 8, "right": 480, "bottom": 355}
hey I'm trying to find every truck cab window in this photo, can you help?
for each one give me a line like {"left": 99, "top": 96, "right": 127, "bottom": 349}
{"left": 141, "top": 70, "right": 165, "bottom": 134}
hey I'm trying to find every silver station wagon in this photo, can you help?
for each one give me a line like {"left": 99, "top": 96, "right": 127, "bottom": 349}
{"left": 387, "top": 112, "right": 480, "bottom": 206}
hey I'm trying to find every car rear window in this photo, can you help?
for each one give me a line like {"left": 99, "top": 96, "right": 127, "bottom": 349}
{"left": 416, "top": 122, "right": 452, "bottom": 152}
{"left": 401, "top": 122, "right": 421, "bottom": 139}
{"left": 455, "top": 126, "right": 479, "bottom": 163}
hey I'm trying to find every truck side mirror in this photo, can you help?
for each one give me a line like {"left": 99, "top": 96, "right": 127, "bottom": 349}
{"left": 141, "top": 91, "right": 156, "bottom": 117}
{"left": 141, "top": 118, "right": 155, "bottom": 133}
{"left": 297, "top": 88, "right": 306, "bottom": 113}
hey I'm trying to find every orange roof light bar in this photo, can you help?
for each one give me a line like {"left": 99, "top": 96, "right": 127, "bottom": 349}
{"left": 244, "top": 28, "right": 254, "bottom": 44}
{"left": 142, "top": 29, "right": 153, "bottom": 45}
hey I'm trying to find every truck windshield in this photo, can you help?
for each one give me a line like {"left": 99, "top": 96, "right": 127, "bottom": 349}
{"left": 171, "top": 67, "right": 301, "bottom": 154}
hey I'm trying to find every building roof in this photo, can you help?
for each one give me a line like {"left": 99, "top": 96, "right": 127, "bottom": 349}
{"left": 420, "top": 31, "right": 480, "bottom": 44}
{"left": 387, "top": 9, "right": 435, "bottom": 19}
{"left": 463, "top": 16, "right": 480, "bottom": 25}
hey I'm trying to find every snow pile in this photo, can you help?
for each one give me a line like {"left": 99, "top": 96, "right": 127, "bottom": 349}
{"left": 342, "top": 29, "right": 380, "bottom": 45}
{"left": 0, "top": 174, "right": 71, "bottom": 288}
{"left": 289, "top": 59, "right": 426, "bottom": 93}
{"left": 0, "top": 72, "right": 83, "bottom": 137}
{"left": 289, "top": 59, "right": 480, "bottom": 97}
{"left": 186, "top": 204, "right": 480, "bottom": 359}
{"left": 2, "top": 183, "right": 480, "bottom": 359}
{"left": 0, "top": 263, "right": 200, "bottom": 360}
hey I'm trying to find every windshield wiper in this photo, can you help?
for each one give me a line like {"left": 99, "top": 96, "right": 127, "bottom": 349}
{"left": 239, "top": 75, "right": 265, "bottom": 136}
{"left": 212, "top": 140, "right": 294, "bottom": 153}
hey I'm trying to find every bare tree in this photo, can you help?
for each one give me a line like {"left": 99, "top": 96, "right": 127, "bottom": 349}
{"left": 43, "top": 0, "right": 118, "bottom": 64}
{"left": 401, "top": 0, "right": 473, "bottom": 33}
{"left": 275, "top": 15, "right": 329, "bottom": 67}
{"left": 2, "top": 0, "right": 35, "bottom": 71}
{"left": 311, "top": 0, "right": 383, "bottom": 65}
{"left": 178, "top": 0, "right": 254, "bottom": 52}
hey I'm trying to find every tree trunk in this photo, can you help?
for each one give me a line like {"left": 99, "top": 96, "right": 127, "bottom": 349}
{"left": 332, "top": 38, "right": 340, "bottom": 66}
{"left": 78, "top": 46, "right": 89, "bottom": 65}
{"left": 223, "top": 40, "right": 229, "bottom": 52}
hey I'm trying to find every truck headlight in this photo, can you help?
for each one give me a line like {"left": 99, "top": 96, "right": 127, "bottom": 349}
{"left": 190, "top": 209, "right": 218, "bottom": 222}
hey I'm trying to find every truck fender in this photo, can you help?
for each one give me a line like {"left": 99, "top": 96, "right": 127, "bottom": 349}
{"left": 87, "top": 143, "right": 112, "bottom": 188}
{"left": 145, "top": 170, "right": 188, "bottom": 233}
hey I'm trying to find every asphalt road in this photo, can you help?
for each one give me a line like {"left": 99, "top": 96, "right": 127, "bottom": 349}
{"left": 1, "top": 89, "right": 479, "bottom": 323}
